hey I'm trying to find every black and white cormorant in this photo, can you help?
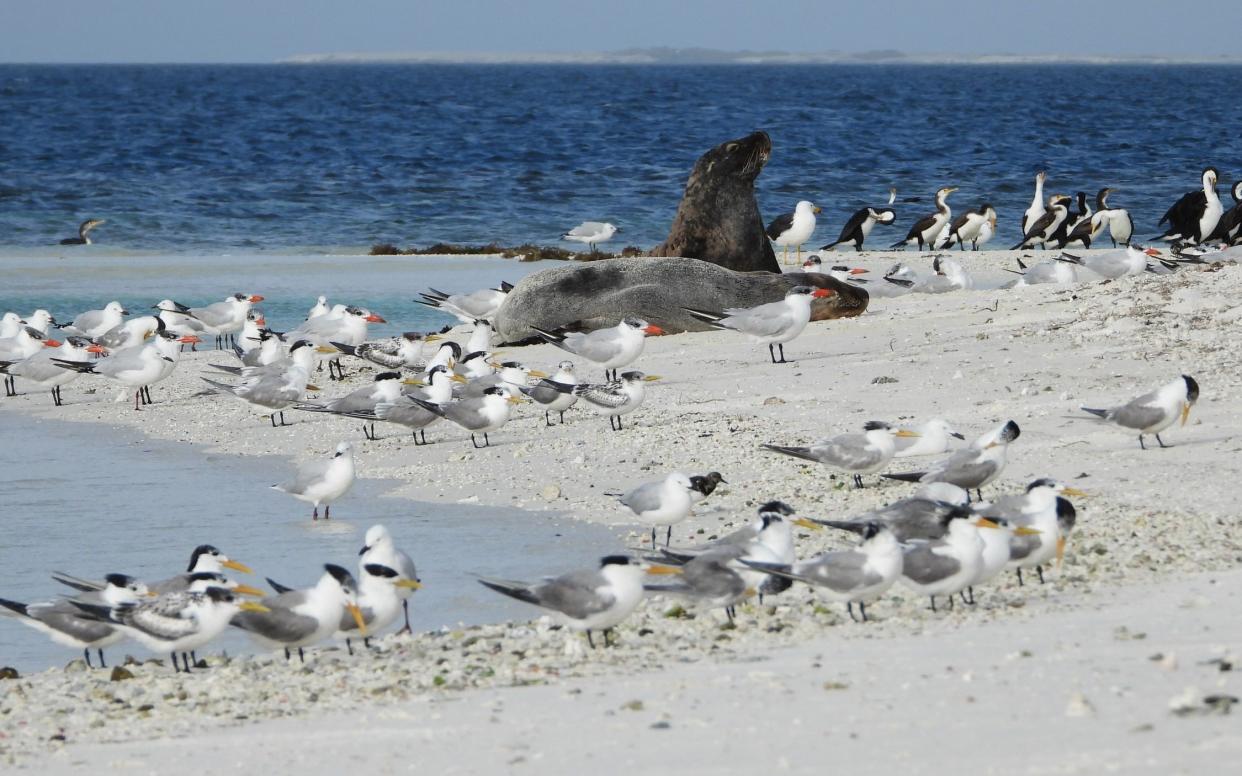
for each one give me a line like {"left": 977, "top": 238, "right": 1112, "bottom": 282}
{"left": 1206, "top": 181, "right": 1242, "bottom": 245}
{"left": 59, "top": 218, "right": 105, "bottom": 246}
{"left": 1021, "top": 171, "right": 1047, "bottom": 238}
{"left": 1012, "top": 194, "right": 1071, "bottom": 250}
{"left": 1155, "top": 167, "right": 1223, "bottom": 245}
{"left": 890, "top": 187, "right": 956, "bottom": 251}
{"left": 1049, "top": 191, "right": 1091, "bottom": 248}
{"left": 1088, "top": 188, "right": 1133, "bottom": 248}
{"left": 821, "top": 206, "right": 896, "bottom": 251}
{"left": 938, "top": 203, "right": 997, "bottom": 251}
{"left": 766, "top": 200, "right": 821, "bottom": 264}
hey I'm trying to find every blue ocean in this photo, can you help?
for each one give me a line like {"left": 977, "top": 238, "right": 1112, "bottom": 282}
{"left": 2, "top": 64, "right": 1241, "bottom": 253}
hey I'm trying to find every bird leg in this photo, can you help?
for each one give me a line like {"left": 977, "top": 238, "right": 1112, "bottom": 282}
{"left": 471, "top": 433, "right": 482, "bottom": 448}
{"left": 545, "top": 410, "right": 553, "bottom": 427}
{"left": 398, "top": 600, "right": 412, "bottom": 635}
{"left": 1036, "top": 565, "right": 1045, "bottom": 585}
{"left": 665, "top": 525, "right": 673, "bottom": 547}
{"left": 346, "top": 638, "right": 354, "bottom": 656}
{"left": 483, "top": 433, "right": 490, "bottom": 446}
{"left": 859, "top": 602, "right": 868, "bottom": 622}
{"left": 853, "top": 474, "right": 864, "bottom": 489}
{"left": 947, "top": 593, "right": 954, "bottom": 611}
{"left": 418, "top": 430, "right": 427, "bottom": 445}
{"left": 587, "top": 630, "right": 596, "bottom": 649}
{"left": 929, "top": 596, "right": 937, "bottom": 612}
{"left": 650, "top": 527, "right": 657, "bottom": 550}
{"left": 847, "top": 602, "right": 858, "bottom": 623}
{"left": 974, "top": 489, "right": 983, "bottom": 502}
{"left": 1139, "top": 435, "right": 1147, "bottom": 450}
{"left": 1156, "top": 433, "right": 1169, "bottom": 448}
{"left": 298, "top": 647, "right": 305, "bottom": 663}
{"left": 726, "top": 606, "right": 736, "bottom": 625}
{"left": 1016, "top": 568, "right": 1024, "bottom": 586}
{"left": 98, "top": 649, "right": 106, "bottom": 668}
{"left": 133, "top": 390, "right": 142, "bottom": 411}
{"left": 324, "top": 505, "right": 331, "bottom": 519}
{"left": 84, "top": 648, "right": 93, "bottom": 669}
{"left": 284, "top": 647, "right": 292, "bottom": 661}
{"left": 768, "top": 344, "right": 777, "bottom": 364}
{"left": 559, "top": 411, "right": 566, "bottom": 424}
{"left": 312, "top": 506, "right": 319, "bottom": 520}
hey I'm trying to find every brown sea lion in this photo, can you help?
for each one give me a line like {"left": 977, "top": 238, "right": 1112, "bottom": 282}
{"left": 492, "top": 257, "right": 867, "bottom": 342}
{"left": 649, "top": 131, "right": 780, "bottom": 273}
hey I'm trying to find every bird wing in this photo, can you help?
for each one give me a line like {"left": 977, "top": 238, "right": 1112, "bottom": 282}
{"left": 809, "top": 434, "right": 885, "bottom": 469}
{"left": 901, "top": 543, "right": 961, "bottom": 584}
{"left": 118, "top": 594, "right": 201, "bottom": 640}
{"left": 720, "top": 301, "right": 796, "bottom": 338}
{"left": 232, "top": 601, "right": 318, "bottom": 642}
{"left": 904, "top": 214, "right": 938, "bottom": 240}
{"left": 801, "top": 550, "right": 882, "bottom": 593}
{"left": 574, "top": 382, "right": 628, "bottom": 408}
{"left": 1108, "top": 395, "right": 1170, "bottom": 430}
{"left": 765, "top": 212, "right": 795, "bottom": 240}
{"left": 565, "top": 221, "right": 608, "bottom": 237}
{"left": 277, "top": 458, "right": 333, "bottom": 495}
{"left": 828, "top": 208, "right": 871, "bottom": 246}
{"left": 533, "top": 570, "right": 615, "bottom": 619}
{"left": 619, "top": 482, "right": 664, "bottom": 513}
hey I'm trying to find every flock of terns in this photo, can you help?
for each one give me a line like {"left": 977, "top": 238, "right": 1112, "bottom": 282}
{"left": 0, "top": 240, "right": 1210, "bottom": 662}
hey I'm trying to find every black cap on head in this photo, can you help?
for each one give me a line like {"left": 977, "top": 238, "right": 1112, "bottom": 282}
{"left": 324, "top": 564, "right": 357, "bottom": 590}
{"left": 374, "top": 371, "right": 402, "bottom": 382}
{"left": 862, "top": 420, "right": 892, "bottom": 432}
{"left": 290, "top": 340, "right": 311, "bottom": 352}
{"left": 441, "top": 341, "right": 463, "bottom": 357}
{"left": 620, "top": 370, "right": 645, "bottom": 381}
{"left": 600, "top": 555, "right": 634, "bottom": 567}
{"left": 483, "top": 386, "right": 507, "bottom": 396}
{"left": 474, "top": 318, "right": 491, "bottom": 327}
{"left": 1183, "top": 375, "right": 1200, "bottom": 403}
{"left": 187, "top": 544, "right": 221, "bottom": 572}
{"left": 1000, "top": 420, "right": 1021, "bottom": 442}
{"left": 1026, "top": 478, "right": 1058, "bottom": 492}
{"left": 104, "top": 573, "right": 138, "bottom": 588}
{"left": 499, "top": 361, "right": 521, "bottom": 369}
{"left": 426, "top": 364, "right": 448, "bottom": 377}
{"left": 364, "top": 564, "right": 399, "bottom": 579}
{"left": 757, "top": 500, "right": 795, "bottom": 517}
{"left": 461, "top": 351, "right": 487, "bottom": 363}
{"left": 862, "top": 522, "right": 882, "bottom": 541}
{"left": 204, "top": 587, "right": 235, "bottom": 603}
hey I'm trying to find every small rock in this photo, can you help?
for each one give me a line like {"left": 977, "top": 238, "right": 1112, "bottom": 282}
{"left": 0, "top": 666, "right": 18, "bottom": 680}
{"left": 870, "top": 376, "right": 898, "bottom": 385}
{"left": 540, "top": 485, "right": 561, "bottom": 501}
{"left": 1065, "top": 691, "right": 1094, "bottom": 717}
{"left": 650, "top": 720, "right": 671, "bottom": 730}
{"left": 109, "top": 666, "right": 135, "bottom": 682}
{"left": 822, "top": 681, "right": 849, "bottom": 691}
{"left": 621, "top": 700, "right": 644, "bottom": 711}
{"left": 762, "top": 396, "right": 785, "bottom": 406}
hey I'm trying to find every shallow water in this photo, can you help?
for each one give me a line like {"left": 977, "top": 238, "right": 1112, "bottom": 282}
{"left": 0, "top": 252, "right": 552, "bottom": 338}
{"left": 0, "top": 409, "right": 620, "bottom": 673}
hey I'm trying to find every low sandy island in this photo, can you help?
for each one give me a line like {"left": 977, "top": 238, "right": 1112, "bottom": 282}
{"left": 3, "top": 248, "right": 1241, "bottom": 773}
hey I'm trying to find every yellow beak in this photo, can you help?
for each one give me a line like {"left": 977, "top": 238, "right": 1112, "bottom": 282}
{"left": 396, "top": 579, "right": 423, "bottom": 590}
{"left": 643, "top": 375, "right": 662, "bottom": 382}
{"left": 402, "top": 378, "right": 424, "bottom": 387}
{"left": 507, "top": 396, "right": 526, "bottom": 405}
{"left": 347, "top": 602, "right": 367, "bottom": 636}
{"left": 894, "top": 430, "right": 920, "bottom": 438}
{"left": 305, "top": 384, "right": 321, "bottom": 392}
{"left": 975, "top": 517, "right": 1000, "bottom": 529}
{"left": 221, "top": 559, "right": 253, "bottom": 574}
{"left": 527, "top": 369, "right": 549, "bottom": 379}
{"left": 1055, "top": 536, "right": 1067, "bottom": 569}
{"left": 646, "top": 565, "right": 684, "bottom": 575}
{"left": 792, "top": 517, "right": 822, "bottom": 530}
{"left": 315, "top": 345, "right": 340, "bottom": 354}
{"left": 1014, "top": 526, "right": 1042, "bottom": 536}
{"left": 231, "top": 583, "right": 267, "bottom": 598}
{"left": 424, "top": 334, "right": 442, "bottom": 343}
{"left": 1181, "top": 402, "right": 1191, "bottom": 427}
{"left": 448, "top": 373, "right": 468, "bottom": 384}
{"left": 238, "top": 601, "right": 270, "bottom": 613}
{"left": 1061, "top": 487, "right": 1089, "bottom": 498}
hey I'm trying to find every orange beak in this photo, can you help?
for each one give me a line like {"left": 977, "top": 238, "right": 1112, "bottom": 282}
{"left": 366, "top": 313, "right": 386, "bottom": 323}
{"left": 178, "top": 335, "right": 202, "bottom": 344}
{"left": 43, "top": 339, "right": 62, "bottom": 348}
{"left": 1143, "top": 248, "right": 1161, "bottom": 257}
{"left": 644, "top": 325, "right": 664, "bottom": 335}
{"left": 254, "top": 317, "right": 267, "bottom": 327}
{"left": 849, "top": 268, "right": 869, "bottom": 275}
{"left": 249, "top": 295, "right": 265, "bottom": 303}
{"left": 811, "top": 288, "right": 835, "bottom": 298}
{"left": 86, "top": 344, "right": 107, "bottom": 354}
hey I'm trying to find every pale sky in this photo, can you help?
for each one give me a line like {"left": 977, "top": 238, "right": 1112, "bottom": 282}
{"left": 1, "top": 0, "right": 1237, "bottom": 63}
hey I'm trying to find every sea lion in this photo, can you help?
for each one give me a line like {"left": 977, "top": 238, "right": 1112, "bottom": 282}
{"left": 649, "top": 131, "right": 780, "bottom": 273}
{"left": 492, "top": 257, "right": 867, "bottom": 343}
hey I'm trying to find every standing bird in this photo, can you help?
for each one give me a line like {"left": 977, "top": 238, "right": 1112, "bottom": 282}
{"left": 561, "top": 221, "right": 619, "bottom": 252}
{"left": 1091, "top": 187, "right": 1133, "bottom": 248}
{"left": 201, "top": 339, "right": 319, "bottom": 427}
{"left": 519, "top": 360, "right": 578, "bottom": 426}
{"left": 272, "top": 442, "right": 356, "bottom": 519}
{"left": 0, "top": 335, "right": 100, "bottom": 405}
{"left": 892, "top": 418, "right": 966, "bottom": 458}
{"left": 763, "top": 421, "right": 918, "bottom": 489}
{"left": 1021, "top": 171, "right": 1047, "bottom": 238}
{"left": 294, "top": 371, "right": 421, "bottom": 440}
{"left": 232, "top": 564, "right": 365, "bottom": 663}
{"left": 330, "top": 332, "right": 424, "bottom": 371}
{"left": 1156, "top": 167, "right": 1223, "bottom": 245}
{"left": 1013, "top": 194, "right": 1071, "bottom": 250}
{"left": 891, "top": 187, "right": 956, "bottom": 250}
{"left": 571, "top": 371, "right": 658, "bottom": 431}
{"left": 884, "top": 420, "right": 1021, "bottom": 501}
{"left": 59, "top": 218, "right": 106, "bottom": 245}
{"left": 618, "top": 472, "right": 707, "bottom": 548}
{"left": 0, "top": 327, "right": 64, "bottom": 396}
{"left": 821, "top": 206, "right": 896, "bottom": 252}
{"left": 327, "top": 564, "right": 421, "bottom": 653}
{"left": 307, "top": 295, "right": 330, "bottom": 320}
{"left": 358, "top": 524, "right": 421, "bottom": 635}
{"left": 367, "top": 364, "right": 463, "bottom": 444}
{"left": 51, "top": 339, "right": 178, "bottom": 411}
{"left": 62, "top": 301, "right": 128, "bottom": 340}
{"left": 189, "top": 293, "right": 265, "bottom": 350}
{"left": 1081, "top": 374, "right": 1199, "bottom": 449}
{"left": 1049, "top": 191, "right": 1092, "bottom": 249}
{"left": 1207, "top": 181, "right": 1242, "bottom": 245}
{"left": 899, "top": 513, "right": 995, "bottom": 612}
{"left": 766, "top": 200, "right": 821, "bottom": 264}
{"left": 415, "top": 283, "right": 513, "bottom": 324}
{"left": 408, "top": 385, "right": 521, "bottom": 447}
{"left": 980, "top": 479, "right": 1085, "bottom": 586}
{"left": 939, "top": 204, "right": 997, "bottom": 251}
{"left": 533, "top": 317, "right": 663, "bottom": 381}
{"left": 682, "top": 285, "right": 833, "bottom": 364}
{"left": 478, "top": 556, "right": 650, "bottom": 648}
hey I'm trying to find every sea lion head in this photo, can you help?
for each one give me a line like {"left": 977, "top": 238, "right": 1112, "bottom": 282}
{"left": 689, "top": 131, "right": 771, "bottom": 186}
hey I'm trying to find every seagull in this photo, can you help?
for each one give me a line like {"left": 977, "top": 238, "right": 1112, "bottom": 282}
{"left": 21, "top": 309, "right": 56, "bottom": 336}
{"left": 571, "top": 371, "right": 658, "bottom": 431}
{"left": 618, "top": 472, "right": 707, "bottom": 548}
{"left": 1081, "top": 374, "right": 1199, "bottom": 449}
{"left": 73, "top": 585, "right": 268, "bottom": 672}
{"left": 272, "top": 441, "right": 356, "bottom": 520}
{"left": 892, "top": 418, "right": 965, "bottom": 458}
{"left": 330, "top": 332, "right": 425, "bottom": 371}
{"left": 479, "top": 555, "right": 650, "bottom": 648}
{"left": 415, "top": 282, "right": 513, "bottom": 324}
{"left": 883, "top": 420, "right": 1021, "bottom": 501}
{"left": 742, "top": 521, "right": 903, "bottom": 622}
{"left": 59, "top": 218, "right": 106, "bottom": 245}
{"left": 0, "top": 574, "right": 151, "bottom": 668}
{"left": 307, "top": 295, "right": 330, "bottom": 320}
{"left": 286, "top": 306, "right": 386, "bottom": 380}
{"left": 358, "top": 524, "right": 421, "bottom": 635}
{"left": 189, "top": 293, "right": 265, "bottom": 350}
{"left": 408, "top": 385, "right": 522, "bottom": 448}
{"left": 202, "top": 339, "right": 321, "bottom": 427}
{"left": 52, "top": 336, "right": 180, "bottom": 411}
{"left": 1055, "top": 245, "right": 1166, "bottom": 279}
{"left": 763, "top": 421, "right": 919, "bottom": 489}
{"left": 0, "top": 312, "right": 23, "bottom": 339}
{"left": 0, "top": 334, "right": 93, "bottom": 402}
{"left": 533, "top": 317, "right": 663, "bottom": 381}
{"left": 978, "top": 479, "right": 1085, "bottom": 586}
{"left": 61, "top": 301, "right": 129, "bottom": 340}
{"left": 231, "top": 564, "right": 365, "bottom": 663}
{"left": 766, "top": 201, "right": 821, "bottom": 264}
{"left": 561, "top": 221, "right": 619, "bottom": 252}
{"left": 234, "top": 310, "right": 267, "bottom": 356}
{"left": 91, "top": 315, "right": 163, "bottom": 351}
{"left": 683, "top": 285, "right": 833, "bottom": 364}
{"left": 366, "top": 365, "right": 464, "bottom": 444}
{"left": 520, "top": 360, "right": 579, "bottom": 426}
{"left": 899, "top": 512, "right": 996, "bottom": 611}
{"left": 295, "top": 371, "right": 422, "bottom": 440}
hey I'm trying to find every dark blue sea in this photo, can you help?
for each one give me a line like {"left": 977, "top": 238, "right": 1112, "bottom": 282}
{"left": 2, "top": 63, "right": 1241, "bottom": 253}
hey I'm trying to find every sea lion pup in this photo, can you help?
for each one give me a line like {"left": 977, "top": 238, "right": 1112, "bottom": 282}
{"left": 649, "top": 131, "right": 779, "bottom": 273}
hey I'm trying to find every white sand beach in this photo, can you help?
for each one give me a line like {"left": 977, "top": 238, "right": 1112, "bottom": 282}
{"left": 3, "top": 249, "right": 1241, "bottom": 772}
